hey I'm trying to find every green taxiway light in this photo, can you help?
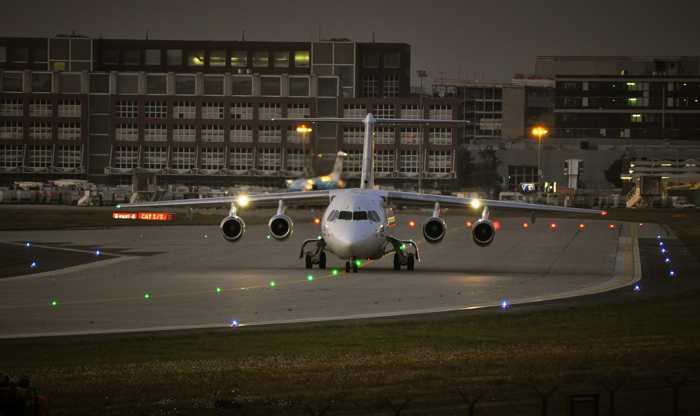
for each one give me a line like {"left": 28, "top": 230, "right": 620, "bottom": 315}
{"left": 50, "top": 299, "right": 58, "bottom": 307}
{"left": 144, "top": 293, "right": 151, "bottom": 299}
{"left": 269, "top": 281, "right": 276, "bottom": 287}
{"left": 216, "top": 287, "right": 222, "bottom": 293}
{"left": 355, "top": 259, "right": 362, "bottom": 267}
{"left": 307, "top": 274, "right": 314, "bottom": 281}
{"left": 332, "top": 269, "right": 339, "bottom": 276}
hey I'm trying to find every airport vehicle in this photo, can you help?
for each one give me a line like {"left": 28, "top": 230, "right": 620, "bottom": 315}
{"left": 285, "top": 151, "right": 347, "bottom": 192}
{"left": 118, "top": 114, "right": 602, "bottom": 272}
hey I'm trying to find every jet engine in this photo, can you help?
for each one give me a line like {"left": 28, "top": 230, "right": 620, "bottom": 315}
{"left": 472, "top": 218, "right": 496, "bottom": 247}
{"left": 219, "top": 215, "right": 246, "bottom": 242}
{"left": 269, "top": 214, "right": 294, "bottom": 241}
{"left": 423, "top": 217, "right": 447, "bottom": 243}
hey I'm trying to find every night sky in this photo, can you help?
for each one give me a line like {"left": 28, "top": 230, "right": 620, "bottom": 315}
{"left": 2, "top": 0, "right": 699, "bottom": 83}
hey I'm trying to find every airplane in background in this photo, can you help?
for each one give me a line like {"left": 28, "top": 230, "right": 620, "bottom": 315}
{"left": 285, "top": 151, "right": 347, "bottom": 192}
{"left": 118, "top": 113, "right": 602, "bottom": 273}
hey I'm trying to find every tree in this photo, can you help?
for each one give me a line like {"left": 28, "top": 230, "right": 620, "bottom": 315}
{"left": 604, "top": 158, "right": 625, "bottom": 188}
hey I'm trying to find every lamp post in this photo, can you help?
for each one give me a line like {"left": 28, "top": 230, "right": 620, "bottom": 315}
{"left": 531, "top": 125, "right": 549, "bottom": 191}
{"left": 296, "top": 124, "right": 313, "bottom": 176}
{"left": 417, "top": 70, "right": 428, "bottom": 193}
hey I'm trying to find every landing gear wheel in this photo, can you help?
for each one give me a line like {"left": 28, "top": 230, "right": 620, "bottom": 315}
{"left": 352, "top": 260, "right": 359, "bottom": 273}
{"left": 305, "top": 254, "right": 313, "bottom": 269}
{"left": 407, "top": 254, "right": 415, "bottom": 271}
{"left": 393, "top": 253, "right": 401, "bottom": 271}
{"left": 319, "top": 252, "right": 327, "bottom": 269}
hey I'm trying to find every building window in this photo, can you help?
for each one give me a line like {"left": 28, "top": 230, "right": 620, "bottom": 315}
{"left": 631, "top": 114, "right": 643, "bottom": 123}
{"left": 204, "top": 75, "right": 224, "bottom": 95}
{"left": 362, "top": 76, "right": 378, "bottom": 97}
{"left": 383, "top": 75, "right": 400, "bottom": 97}
{"left": 201, "top": 102, "right": 224, "bottom": 119}
{"left": 230, "top": 103, "right": 253, "bottom": 120}
{"left": 427, "top": 150, "right": 452, "bottom": 174}
{"left": 286, "top": 126, "right": 308, "bottom": 144}
{"left": 172, "top": 147, "right": 195, "bottom": 170}
{"left": 0, "top": 99, "right": 23, "bottom": 116}
{"left": 144, "top": 101, "right": 167, "bottom": 118}
{"left": 0, "top": 121, "right": 23, "bottom": 139}
{"left": 115, "top": 124, "right": 139, "bottom": 142}
{"left": 258, "top": 148, "right": 281, "bottom": 172}
{"left": 27, "top": 145, "right": 52, "bottom": 170}
{"left": 201, "top": 125, "right": 224, "bottom": 143}
{"left": 231, "top": 50, "right": 247, "bottom": 67}
{"left": 173, "top": 125, "right": 196, "bottom": 142}
{"left": 375, "top": 127, "right": 395, "bottom": 144}
{"left": 429, "top": 128, "right": 452, "bottom": 145}
{"left": 507, "top": 165, "right": 537, "bottom": 191}
{"left": 430, "top": 104, "right": 452, "bottom": 120}
{"left": 116, "top": 101, "right": 138, "bottom": 118}
{"left": 400, "top": 104, "right": 423, "bottom": 119}
{"left": 2, "top": 72, "right": 23, "bottom": 93}
{"left": 400, "top": 127, "right": 422, "bottom": 145}
{"left": 200, "top": 147, "right": 224, "bottom": 171}
{"left": 29, "top": 100, "right": 53, "bottom": 117}
{"left": 145, "top": 49, "right": 161, "bottom": 66}
{"left": 259, "top": 103, "right": 281, "bottom": 120}
{"left": 373, "top": 104, "right": 394, "bottom": 118}
{"left": 56, "top": 145, "right": 82, "bottom": 170}
{"left": 274, "top": 51, "right": 289, "bottom": 68}
{"left": 117, "top": 74, "right": 139, "bottom": 94}
{"left": 232, "top": 76, "right": 252, "bottom": 95}
{"left": 374, "top": 150, "right": 395, "bottom": 177}
{"left": 175, "top": 75, "right": 196, "bottom": 95}
{"left": 261, "top": 76, "right": 281, "bottom": 96}
{"left": 58, "top": 100, "right": 81, "bottom": 117}
{"left": 31, "top": 73, "right": 52, "bottom": 93}
{"left": 399, "top": 150, "right": 418, "bottom": 175}
{"left": 384, "top": 52, "right": 401, "bottom": 68}
{"left": 113, "top": 145, "right": 139, "bottom": 170}
{"left": 229, "top": 148, "right": 253, "bottom": 171}
{"left": 143, "top": 146, "right": 167, "bottom": 170}
{"left": 144, "top": 124, "right": 167, "bottom": 142}
{"left": 289, "top": 77, "right": 310, "bottom": 96}
{"left": 258, "top": 126, "right": 281, "bottom": 143}
{"left": 122, "top": 50, "right": 140, "bottom": 66}
{"left": 343, "top": 127, "right": 365, "bottom": 145}
{"left": 343, "top": 151, "right": 362, "bottom": 175}
{"left": 286, "top": 149, "right": 305, "bottom": 172}
{"left": 294, "top": 51, "right": 310, "bottom": 68}
{"left": 58, "top": 122, "right": 81, "bottom": 140}
{"left": 29, "top": 122, "right": 52, "bottom": 140}
{"left": 252, "top": 51, "right": 269, "bottom": 68}
{"left": 145, "top": 74, "right": 167, "bottom": 94}
{"left": 362, "top": 52, "right": 379, "bottom": 68}
{"left": 287, "top": 103, "right": 310, "bottom": 118}
{"left": 344, "top": 104, "right": 366, "bottom": 118}
{"left": 186, "top": 50, "right": 205, "bottom": 66}
{"left": 173, "top": 101, "right": 196, "bottom": 119}
{"left": 230, "top": 125, "right": 253, "bottom": 143}
{"left": 166, "top": 49, "right": 182, "bottom": 66}
{"left": 210, "top": 50, "right": 226, "bottom": 67}
{"left": 0, "top": 144, "right": 24, "bottom": 169}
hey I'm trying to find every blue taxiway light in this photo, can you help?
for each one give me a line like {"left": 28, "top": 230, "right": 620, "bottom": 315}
{"left": 25, "top": 241, "right": 31, "bottom": 247}
{"left": 661, "top": 248, "right": 667, "bottom": 254}
{"left": 95, "top": 249, "right": 101, "bottom": 256}
{"left": 633, "top": 284, "right": 641, "bottom": 292}
{"left": 656, "top": 234, "right": 662, "bottom": 239}
{"left": 230, "top": 320, "right": 240, "bottom": 328}
{"left": 658, "top": 241, "right": 665, "bottom": 247}
{"left": 30, "top": 261, "right": 38, "bottom": 269}
{"left": 665, "top": 257, "right": 671, "bottom": 263}
{"left": 501, "top": 300, "right": 509, "bottom": 309}
{"left": 669, "top": 270, "right": 676, "bottom": 277}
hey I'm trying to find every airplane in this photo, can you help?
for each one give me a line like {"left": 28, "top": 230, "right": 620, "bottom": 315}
{"left": 285, "top": 151, "right": 347, "bottom": 192}
{"left": 117, "top": 113, "right": 603, "bottom": 273}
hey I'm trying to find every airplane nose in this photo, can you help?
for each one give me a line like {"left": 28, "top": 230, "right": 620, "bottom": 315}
{"left": 333, "top": 225, "right": 376, "bottom": 257}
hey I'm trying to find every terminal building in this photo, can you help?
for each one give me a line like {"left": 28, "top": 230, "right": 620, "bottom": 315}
{"left": 0, "top": 35, "right": 461, "bottom": 189}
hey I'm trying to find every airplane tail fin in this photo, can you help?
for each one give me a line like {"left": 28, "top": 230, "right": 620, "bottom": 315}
{"left": 360, "top": 117, "right": 374, "bottom": 189}
{"left": 330, "top": 151, "right": 347, "bottom": 181}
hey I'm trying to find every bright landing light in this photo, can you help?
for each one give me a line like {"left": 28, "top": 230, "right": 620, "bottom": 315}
{"left": 236, "top": 194, "right": 250, "bottom": 207}
{"left": 470, "top": 199, "right": 482, "bottom": 210}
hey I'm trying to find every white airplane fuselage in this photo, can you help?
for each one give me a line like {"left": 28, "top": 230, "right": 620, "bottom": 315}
{"left": 321, "top": 189, "right": 388, "bottom": 260}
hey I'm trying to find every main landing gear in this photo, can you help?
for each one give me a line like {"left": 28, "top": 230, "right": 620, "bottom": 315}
{"left": 299, "top": 238, "right": 326, "bottom": 269}
{"left": 345, "top": 258, "right": 360, "bottom": 273}
{"left": 386, "top": 237, "right": 419, "bottom": 271}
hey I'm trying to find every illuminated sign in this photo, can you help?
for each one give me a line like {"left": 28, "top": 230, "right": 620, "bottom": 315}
{"left": 112, "top": 212, "right": 176, "bottom": 221}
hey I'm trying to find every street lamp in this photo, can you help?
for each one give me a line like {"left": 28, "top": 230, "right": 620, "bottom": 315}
{"left": 531, "top": 125, "right": 549, "bottom": 191}
{"left": 296, "top": 124, "right": 313, "bottom": 176}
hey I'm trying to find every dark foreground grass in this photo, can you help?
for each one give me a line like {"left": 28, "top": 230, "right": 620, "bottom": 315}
{"left": 1, "top": 208, "right": 699, "bottom": 415}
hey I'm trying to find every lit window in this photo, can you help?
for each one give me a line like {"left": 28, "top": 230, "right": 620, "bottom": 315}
{"left": 400, "top": 104, "right": 423, "bottom": 119}
{"left": 56, "top": 145, "right": 82, "bottom": 170}
{"left": 342, "top": 151, "right": 362, "bottom": 175}
{"left": 258, "top": 103, "right": 281, "bottom": 120}
{"left": 230, "top": 125, "right": 252, "bottom": 143}
{"left": 287, "top": 103, "right": 309, "bottom": 118}
{"left": 144, "top": 101, "right": 167, "bottom": 119}
{"left": 427, "top": 150, "right": 452, "bottom": 175}
{"left": 144, "top": 124, "right": 167, "bottom": 142}
{"left": 274, "top": 51, "right": 289, "bottom": 68}
{"left": 343, "top": 127, "right": 365, "bottom": 145}
{"left": 294, "top": 51, "right": 310, "bottom": 68}
{"left": 115, "top": 123, "right": 138, "bottom": 142}
{"left": 252, "top": 51, "right": 269, "bottom": 68}
{"left": 1, "top": 99, "right": 24, "bottom": 117}
{"left": 173, "top": 101, "right": 196, "bottom": 119}
{"left": 383, "top": 75, "right": 400, "bottom": 97}
{"left": 362, "top": 76, "right": 378, "bottom": 97}
{"left": 344, "top": 104, "right": 366, "bottom": 118}
{"left": 0, "top": 144, "right": 24, "bottom": 169}
{"left": 231, "top": 50, "right": 247, "bottom": 67}
{"left": 286, "top": 149, "right": 305, "bottom": 172}
{"left": 400, "top": 127, "right": 422, "bottom": 145}
{"left": 143, "top": 146, "right": 167, "bottom": 170}
{"left": 0, "top": 121, "right": 24, "bottom": 139}
{"left": 631, "top": 114, "right": 643, "bottom": 123}
{"left": 430, "top": 104, "right": 452, "bottom": 120}
{"left": 29, "top": 122, "right": 52, "bottom": 140}
{"left": 373, "top": 104, "right": 394, "bottom": 118}
{"left": 201, "top": 125, "right": 224, "bottom": 143}
{"left": 429, "top": 128, "right": 452, "bottom": 145}
{"left": 58, "top": 122, "right": 81, "bottom": 140}
{"left": 399, "top": 150, "right": 418, "bottom": 175}
{"left": 116, "top": 101, "right": 138, "bottom": 118}
{"left": 375, "top": 127, "right": 394, "bottom": 144}
{"left": 201, "top": 102, "right": 224, "bottom": 120}
{"left": 27, "top": 145, "right": 53, "bottom": 170}
{"left": 258, "top": 126, "right": 281, "bottom": 143}
{"left": 187, "top": 50, "right": 205, "bottom": 66}
{"left": 258, "top": 148, "right": 281, "bottom": 172}
{"left": 113, "top": 145, "right": 139, "bottom": 170}
{"left": 58, "top": 100, "right": 81, "bottom": 117}
{"left": 374, "top": 150, "right": 395, "bottom": 177}
{"left": 210, "top": 50, "right": 226, "bottom": 67}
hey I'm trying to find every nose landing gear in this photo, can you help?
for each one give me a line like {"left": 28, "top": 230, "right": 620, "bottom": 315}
{"left": 300, "top": 238, "right": 326, "bottom": 269}
{"left": 386, "top": 237, "right": 419, "bottom": 271}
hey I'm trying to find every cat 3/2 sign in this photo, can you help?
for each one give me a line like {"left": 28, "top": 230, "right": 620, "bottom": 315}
{"left": 112, "top": 211, "right": 176, "bottom": 221}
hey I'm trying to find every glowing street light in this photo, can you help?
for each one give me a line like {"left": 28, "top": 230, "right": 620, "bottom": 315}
{"left": 296, "top": 124, "right": 313, "bottom": 171}
{"left": 531, "top": 125, "right": 549, "bottom": 190}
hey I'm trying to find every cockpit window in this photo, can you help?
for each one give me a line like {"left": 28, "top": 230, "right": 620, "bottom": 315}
{"left": 368, "top": 210, "right": 380, "bottom": 222}
{"left": 353, "top": 211, "right": 368, "bottom": 220}
{"left": 327, "top": 210, "right": 339, "bottom": 222}
{"left": 338, "top": 211, "right": 353, "bottom": 220}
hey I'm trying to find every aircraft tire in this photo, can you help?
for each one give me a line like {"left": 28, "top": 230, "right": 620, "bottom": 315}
{"left": 305, "top": 254, "right": 313, "bottom": 269}
{"left": 319, "top": 252, "right": 327, "bottom": 269}
{"left": 407, "top": 254, "right": 415, "bottom": 271}
{"left": 393, "top": 253, "right": 401, "bottom": 271}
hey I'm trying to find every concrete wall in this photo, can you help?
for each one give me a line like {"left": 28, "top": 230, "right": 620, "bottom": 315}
{"left": 501, "top": 86, "right": 525, "bottom": 139}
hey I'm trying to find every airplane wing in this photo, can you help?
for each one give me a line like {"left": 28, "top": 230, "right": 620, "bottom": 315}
{"left": 385, "top": 191, "right": 604, "bottom": 215}
{"left": 116, "top": 190, "right": 331, "bottom": 209}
